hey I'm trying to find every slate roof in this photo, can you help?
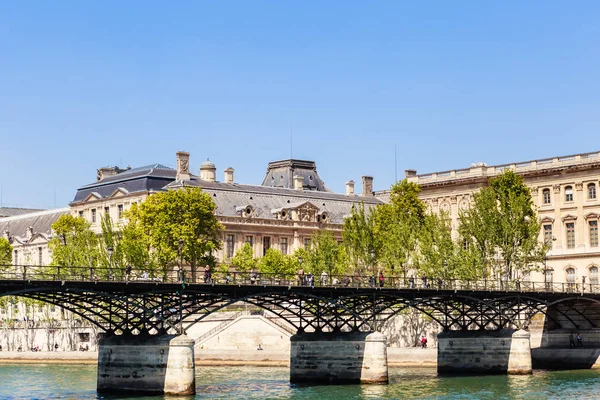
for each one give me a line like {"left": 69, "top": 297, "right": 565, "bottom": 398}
{"left": 0, "top": 207, "right": 44, "bottom": 218}
{"left": 167, "top": 178, "right": 382, "bottom": 225}
{"left": 261, "top": 159, "right": 329, "bottom": 191}
{"left": 71, "top": 164, "right": 177, "bottom": 204}
{"left": 0, "top": 208, "right": 69, "bottom": 243}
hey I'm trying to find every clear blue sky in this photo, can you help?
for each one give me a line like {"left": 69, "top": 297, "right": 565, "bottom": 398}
{"left": 1, "top": 1, "right": 599, "bottom": 208}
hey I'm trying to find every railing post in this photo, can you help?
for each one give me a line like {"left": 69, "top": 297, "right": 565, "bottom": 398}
{"left": 23, "top": 265, "right": 27, "bottom": 280}
{"left": 57, "top": 266, "right": 61, "bottom": 281}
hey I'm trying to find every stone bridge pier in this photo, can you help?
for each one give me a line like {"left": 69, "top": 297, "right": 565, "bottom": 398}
{"left": 290, "top": 331, "right": 389, "bottom": 384}
{"left": 97, "top": 333, "right": 196, "bottom": 395}
{"left": 437, "top": 329, "right": 532, "bottom": 375}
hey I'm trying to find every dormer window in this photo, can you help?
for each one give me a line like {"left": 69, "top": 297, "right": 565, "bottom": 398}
{"left": 565, "top": 186, "right": 573, "bottom": 202}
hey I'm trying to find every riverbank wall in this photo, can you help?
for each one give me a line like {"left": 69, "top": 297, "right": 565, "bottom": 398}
{"left": 0, "top": 347, "right": 437, "bottom": 367}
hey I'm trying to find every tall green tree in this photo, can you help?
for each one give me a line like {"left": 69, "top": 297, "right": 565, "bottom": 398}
{"left": 416, "top": 212, "right": 470, "bottom": 280}
{"left": 305, "top": 230, "right": 346, "bottom": 277}
{"left": 342, "top": 202, "right": 378, "bottom": 276}
{"left": 0, "top": 237, "right": 12, "bottom": 270}
{"left": 373, "top": 180, "right": 426, "bottom": 278}
{"left": 230, "top": 242, "right": 256, "bottom": 272}
{"left": 48, "top": 214, "right": 99, "bottom": 278}
{"left": 459, "top": 170, "right": 545, "bottom": 280}
{"left": 257, "top": 248, "right": 295, "bottom": 278}
{"left": 123, "top": 187, "right": 223, "bottom": 280}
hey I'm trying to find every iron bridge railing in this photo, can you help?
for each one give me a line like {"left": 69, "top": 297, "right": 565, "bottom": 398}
{"left": 0, "top": 264, "right": 598, "bottom": 295}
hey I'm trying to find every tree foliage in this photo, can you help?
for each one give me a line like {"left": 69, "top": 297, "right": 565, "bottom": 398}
{"left": 230, "top": 242, "right": 256, "bottom": 272}
{"left": 123, "top": 187, "right": 223, "bottom": 279}
{"left": 459, "top": 170, "right": 545, "bottom": 280}
{"left": 304, "top": 230, "right": 347, "bottom": 277}
{"left": 48, "top": 215, "right": 99, "bottom": 277}
{"left": 342, "top": 202, "right": 378, "bottom": 275}
{"left": 257, "top": 248, "right": 295, "bottom": 277}
{"left": 0, "top": 237, "right": 12, "bottom": 270}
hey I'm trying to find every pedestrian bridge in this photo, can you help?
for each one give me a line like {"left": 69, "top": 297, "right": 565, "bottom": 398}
{"left": 1, "top": 265, "right": 600, "bottom": 394}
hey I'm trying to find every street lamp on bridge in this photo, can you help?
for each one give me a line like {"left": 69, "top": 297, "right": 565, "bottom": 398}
{"left": 107, "top": 246, "right": 113, "bottom": 281}
{"left": 178, "top": 239, "right": 184, "bottom": 283}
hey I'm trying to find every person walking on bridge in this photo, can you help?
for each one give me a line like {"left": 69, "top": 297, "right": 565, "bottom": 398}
{"left": 125, "top": 265, "right": 132, "bottom": 282}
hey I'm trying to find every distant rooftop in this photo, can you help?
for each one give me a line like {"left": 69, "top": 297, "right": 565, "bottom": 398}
{"left": 0, "top": 207, "right": 44, "bottom": 218}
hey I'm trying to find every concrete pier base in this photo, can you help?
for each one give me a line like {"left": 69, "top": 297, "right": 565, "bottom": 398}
{"left": 97, "top": 334, "right": 195, "bottom": 395}
{"left": 438, "top": 329, "right": 531, "bottom": 375}
{"left": 290, "top": 331, "right": 388, "bottom": 384}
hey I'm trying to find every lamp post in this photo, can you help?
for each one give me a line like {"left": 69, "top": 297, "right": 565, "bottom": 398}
{"left": 107, "top": 246, "right": 113, "bottom": 281}
{"left": 178, "top": 239, "right": 184, "bottom": 283}
{"left": 298, "top": 255, "right": 303, "bottom": 286}
{"left": 371, "top": 250, "right": 376, "bottom": 287}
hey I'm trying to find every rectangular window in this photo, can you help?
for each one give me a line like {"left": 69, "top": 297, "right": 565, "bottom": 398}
{"left": 117, "top": 204, "right": 124, "bottom": 218}
{"left": 104, "top": 206, "right": 110, "bottom": 216}
{"left": 280, "top": 238, "right": 288, "bottom": 255}
{"left": 38, "top": 247, "right": 43, "bottom": 266}
{"left": 545, "top": 269, "right": 553, "bottom": 283}
{"left": 226, "top": 235, "right": 235, "bottom": 258}
{"left": 304, "top": 238, "right": 311, "bottom": 250}
{"left": 263, "top": 236, "right": 271, "bottom": 256}
{"left": 565, "top": 187, "right": 573, "bottom": 202}
{"left": 91, "top": 208, "right": 97, "bottom": 223}
{"left": 78, "top": 211, "right": 84, "bottom": 218}
{"left": 590, "top": 220, "right": 599, "bottom": 248}
{"left": 13, "top": 250, "right": 18, "bottom": 265}
{"left": 566, "top": 222, "right": 575, "bottom": 249}
{"left": 78, "top": 332, "right": 90, "bottom": 342}
{"left": 245, "top": 236, "right": 253, "bottom": 247}
{"left": 543, "top": 225, "right": 553, "bottom": 249}
{"left": 543, "top": 189, "right": 551, "bottom": 205}
{"left": 589, "top": 184, "right": 597, "bottom": 200}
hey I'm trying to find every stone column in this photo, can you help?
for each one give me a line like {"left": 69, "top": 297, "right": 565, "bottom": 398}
{"left": 437, "top": 329, "right": 531, "bottom": 375}
{"left": 290, "top": 331, "right": 388, "bottom": 384}
{"left": 97, "top": 334, "right": 195, "bottom": 395}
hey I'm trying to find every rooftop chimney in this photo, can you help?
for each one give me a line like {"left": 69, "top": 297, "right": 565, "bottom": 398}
{"left": 362, "top": 176, "right": 374, "bottom": 196}
{"left": 224, "top": 167, "right": 234, "bottom": 184}
{"left": 96, "top": 167, "right": 119, "bottom": 181}
{"left": 405, "top": 169, "right": 417, "bottom": 178}
{"left": 346, "top": 180, "right": 355, "bottom": 196}
{"left": 293, "top": 175, "right": 304, "bottom": 191}
{"left": 200, "top": 159, "right": 216, "bottom": 182}
{"left": 176, "top": 151, "right": 191, "bottom": 181}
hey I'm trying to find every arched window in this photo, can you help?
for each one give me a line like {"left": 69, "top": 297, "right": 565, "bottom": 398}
{"left": 565, "top": 186, "right": 574, "bottom": 202}
{"left": 589, "top": 183, "right": 597, "bottom": 200}
{"left": 543, "top": 188, "right": 551, "bottom": 204}
{"left": 566, "top": 267, "right": 576, "bottom": 291}
{"left": 589, "top": 266, "right": 599, "bottom": 285}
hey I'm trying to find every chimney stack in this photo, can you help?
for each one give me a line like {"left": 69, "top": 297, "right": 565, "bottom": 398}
{"left": 224, "top": 167, "right": 234, "bottom": 184}
{"left": 362, "top": 176, "right": 374, "bottom": 196}
{"left": 405, "top": 169, "right": 417, "bottom": 178}
{"left": 345, "top": 180, "right": 355, "bottom": 196}
{"left": 96, "top": 167, "right": 119, "bottom": 181}
{"left": 176, "top": 151, "right": 191, "bottom": 181}
{"left": 200, "top": 159, "right": 216, "bottom": 182}
{"left": 293, "top": 175, "right": 304, "bottom": 191}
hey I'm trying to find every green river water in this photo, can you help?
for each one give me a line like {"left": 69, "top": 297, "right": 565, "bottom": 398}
{"left": 0, "top": 365, "right": 598, "bottom": 399}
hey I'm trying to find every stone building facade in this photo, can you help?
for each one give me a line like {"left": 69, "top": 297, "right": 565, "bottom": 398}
{"left": 69, "top": 151, "right": 381, "bottom": 262}
{"left": 375, "top": 151, "right": 600, "bottom": 285}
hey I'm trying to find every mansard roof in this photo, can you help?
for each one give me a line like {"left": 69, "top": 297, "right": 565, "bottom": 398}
{"left": 0, "top": 208, "right": 69, "bottom": 244}
{"left": 71, "top": 164, "right": 176, "bottom": 204}
{"left": 167, "top": 178, "right": 381, "bottom": 225}
{"left": 261, "top": 159, "right": 329, "bottom": 192}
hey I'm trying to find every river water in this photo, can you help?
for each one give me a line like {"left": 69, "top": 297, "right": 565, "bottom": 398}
{"left": 0, "top": 365, "right": 599, "bottom": 399}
